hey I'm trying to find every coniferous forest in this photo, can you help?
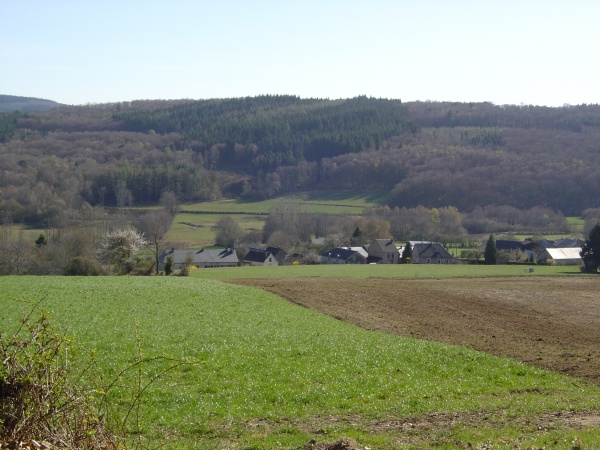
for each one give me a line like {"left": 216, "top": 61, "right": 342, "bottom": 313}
{"left": 1, "top": 95, "right": 600, "bottom": 224}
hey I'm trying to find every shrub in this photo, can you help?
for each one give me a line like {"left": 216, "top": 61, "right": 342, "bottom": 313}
{"left": 0, "top": 301, "right": 118, "bottom": 448}
{"left": 63, "top": 256, "right": 104, "bottom": 276}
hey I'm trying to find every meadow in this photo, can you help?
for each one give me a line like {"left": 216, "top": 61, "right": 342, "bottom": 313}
{"left": 189, "top": 261, "right": 581, "bottom": 280}
{"left": 1, "top": 273, "right": 599, "bottom": 449}
{"left": 165, "top": 190, "right": 381, "bottom": 247}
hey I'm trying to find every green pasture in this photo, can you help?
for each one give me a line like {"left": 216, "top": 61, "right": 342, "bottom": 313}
{"left": 1, "top": 275, "right": 599, "bottom": 449}
{"left": 166, "top": 212, "right": 265, "bottom": 248}
{"left": 181, "top": 190, "right": 383, "bottom": 215}
{"left": 190, "top": 262, "right": 582, "bottom": 280}
{"left": 167, "top": 190, "right": 383, "bottom": 246}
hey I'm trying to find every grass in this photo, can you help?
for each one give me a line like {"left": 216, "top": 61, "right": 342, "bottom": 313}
{"left": 189, "top": 262, "right": 583, "bottom": 280}
{"left": 2, "top": 275, "right": 599, "bottom": 449}
{"left": 181, "top": 190, "right": 386, "bottom": 215}
{"left": 166, "top": 212, "right": 265, "bottom": 247}
{"left": 167, "top": 190, "right": 384, "bottom": 246}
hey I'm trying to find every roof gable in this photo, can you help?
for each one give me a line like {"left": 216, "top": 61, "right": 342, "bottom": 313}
{"left": 370, "top": 239, "right": 397, "bottom": 253}
{"left": 413, "top": 242, "right": 454, "bottom": 260}
{"left": 244, "top": 248, "right": 272, "bottom": 263}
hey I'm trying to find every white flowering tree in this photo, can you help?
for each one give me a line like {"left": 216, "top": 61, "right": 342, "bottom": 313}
{"left": 98, "top": 227, "right": 147, "bottom": 274}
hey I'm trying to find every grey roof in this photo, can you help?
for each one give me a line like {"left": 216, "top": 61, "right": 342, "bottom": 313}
{"left": 371, "top": 239, "right": 397, "bottom": 252}
{"left": 496, "top": 240, "right": 525, "bottom": 251}
{"left": 244, "top": 248, "right": 272, "bottom": 263}
{"left": 321, "top": 247, "right": 367, "bottom": 261}
{"left": 266, "top": 246, "right": 287, "bottom": 257}
{"left": 413, "top": 242, "right": 454, "bottom": 260}
{"left": 160, "top": 248, "right": 238, "bottom": 266}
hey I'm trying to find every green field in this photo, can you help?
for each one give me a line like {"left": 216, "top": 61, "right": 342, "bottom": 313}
{"left": 1, "top": 274, "right": 598, "bottom": 449}
{"left": 189, "top": 262, "right": 582, "bottom": 280}
{"left": 181, "top": 190, "right": 387, "bottom": 214}
{"left": 166, "top": 190, "right": 385, "bottom": 247}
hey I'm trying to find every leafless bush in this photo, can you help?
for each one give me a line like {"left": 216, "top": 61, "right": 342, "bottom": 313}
{"left": 0, "top": 300, "right": 119, "bottom": 448}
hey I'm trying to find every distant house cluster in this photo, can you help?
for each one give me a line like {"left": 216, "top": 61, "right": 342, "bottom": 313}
{"left": 321, "top": 239, "right": 460, "bottom": 265}
{"left": 157, "top": 236, "right": 583, "bottom": 271}
{"left": 496, "top": 238, "right": 583, "bottom": 265}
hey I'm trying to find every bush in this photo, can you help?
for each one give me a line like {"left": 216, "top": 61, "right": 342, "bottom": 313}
{"left": 1, "top": 300, "right": 195, "bottom": 447}
{"left": 63, "top": 256, "right": 104, "bottom": 276}
{"left": 0, "top": 301, "right": 118, "bottom": 448}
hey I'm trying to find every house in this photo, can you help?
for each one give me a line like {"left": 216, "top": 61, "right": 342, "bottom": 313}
{"left": 244, "top": 248, "right": 278, "bottom": 266}
{"left": 289, "top": 252, "right": 304, "bottom": 264}
{"left": 367, "top": 239, "right": 400, "bottom": 264}
{"left": 537, "top": 247, "right": 582, "bottom": 265}
{"left": 411, "top": 242, "right": 460, "bottom": 264}
{"left": 158, "top": 248, "right": 238, "bottom": 270}
{"left": 321, "top": 247, "right": 368, "bottom": 264}
{"left": 496, "top": 240, "right": 525, "bottom": 252}
{"left": 266, "top": 246, "right": 288, "bottom": 265}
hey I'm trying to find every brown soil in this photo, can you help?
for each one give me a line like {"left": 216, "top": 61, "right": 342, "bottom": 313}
{"left": 230, "top": 276, "right": 600, "bottom": 386}
{"left": 230, "top": 275, "right": 600, "bottom": 448}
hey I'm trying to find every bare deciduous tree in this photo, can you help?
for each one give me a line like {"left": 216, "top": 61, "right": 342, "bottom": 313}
{"left": 138, "top": 210, "right": 173, "bottom": 273}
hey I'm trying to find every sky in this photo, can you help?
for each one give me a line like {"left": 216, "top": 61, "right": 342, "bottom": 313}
{"left": 2, "top": 0, "right": 599, "bottom": 106}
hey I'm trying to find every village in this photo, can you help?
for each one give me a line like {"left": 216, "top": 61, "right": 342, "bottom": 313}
{"left": 158, "top": 237, "right": 584, "bottom": 270}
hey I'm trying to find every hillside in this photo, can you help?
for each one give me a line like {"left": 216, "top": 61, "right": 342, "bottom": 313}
{"left": 0, "top": 96, "right": 599, "bottom": 225}
{"left": 0, "top": 94, "right": 64, "bottom": 113}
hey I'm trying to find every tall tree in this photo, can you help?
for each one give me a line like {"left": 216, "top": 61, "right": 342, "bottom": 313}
{"left": 484, "top": 234, "right": 498, "bottom": 265}
{"left": 214, "top": 215, "right": 242, "bottom": 248}
{"left": 138, "top": 210, "right": 173, "bottom": 274}
{"left": 160, "top": 191, "right": 180, "bottom": 216}
{"left": 581, "top": 222, "right": 600, "bottom": 273}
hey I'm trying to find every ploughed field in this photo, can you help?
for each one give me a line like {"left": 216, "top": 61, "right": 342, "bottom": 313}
{"left": 230, "top": 276, "right": 600, "bottom": 387}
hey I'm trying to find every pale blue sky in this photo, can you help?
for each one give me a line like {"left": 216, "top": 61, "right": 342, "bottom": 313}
{"left": 2, "top": 0, "right": 598, "bottom": 106}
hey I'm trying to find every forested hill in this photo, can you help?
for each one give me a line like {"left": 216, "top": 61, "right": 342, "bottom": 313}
{"left": 0, "top": 95, "right": 64, "bottom": 113}
{"left": 0, "top": 96, "right": 600, "bottom": 224}
{"left": 114, "top": 95, "right": 416, "bottom": 169}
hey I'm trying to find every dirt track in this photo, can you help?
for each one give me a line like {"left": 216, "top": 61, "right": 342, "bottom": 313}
{"left": 230, "top": 276, "right": 600, "bottom": 386}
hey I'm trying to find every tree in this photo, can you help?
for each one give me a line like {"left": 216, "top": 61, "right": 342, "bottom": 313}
{"left": 401, "top": 241, "right": 412, "bottom": 264}
{"left": 484, "top": 234, "right": 498, "bottom": 265}
{"left": 160, "top": 191, "right": 180, "bottom": 216}
{"left": 35, "top": 233, "right": 47, "bottom": 248}
{"left": 581, "top": 222, "right": 600, "bottom": 273}
{"left": 138, "top": 210, "right": 173, "bottom": 274}
{"left": 164, "top": 255, "right": 174, "bottom": 275}
{"left": 98, "top": 227, "right": 147, "bottom": 274}
{"left": 350, "top": 226, "right": 365, "bottom": 246}
{"left": 213, "top": 215, "right": 242, "bottom": 248}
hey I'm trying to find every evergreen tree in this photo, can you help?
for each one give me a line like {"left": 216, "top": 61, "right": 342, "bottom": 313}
{"left": 581, "top": 222, "right": 600, "bottom": 273}
{"left": 401, "top": 241, "right": 412, "bottom": 264}
{"left": 484, "top": 234, "right": 498, "bottom": 265}
{"left": 351, "top": 226, "right": 364, "bottom": 245}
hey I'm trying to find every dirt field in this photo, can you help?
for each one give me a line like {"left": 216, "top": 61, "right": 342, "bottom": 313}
{"left": 230, "top": 276, "right": 600, "bottom": 386}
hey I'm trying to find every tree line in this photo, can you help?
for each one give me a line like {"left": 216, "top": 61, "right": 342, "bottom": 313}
{"left": 1, "top": 97, "right": 600, "bottom": 227}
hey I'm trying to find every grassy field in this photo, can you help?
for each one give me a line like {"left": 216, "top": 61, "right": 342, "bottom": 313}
{"left": 189, "top": 262, "right": 582, "bottom": 280}
{"left": 181, "top": 190, "right": 387, "bottom": 214}
{"left": 166, "top": 190, "right": 385, "bottom": 246}
{"left": 1, "top": 275, "right": 599, "bottom": 449}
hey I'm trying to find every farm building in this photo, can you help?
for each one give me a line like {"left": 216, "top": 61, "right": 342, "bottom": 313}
{"left": 537, "top": 247, "right": 582, "bottom": 265}
{"left": 158, "top": 248, "right": 238, "bottom": 270}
